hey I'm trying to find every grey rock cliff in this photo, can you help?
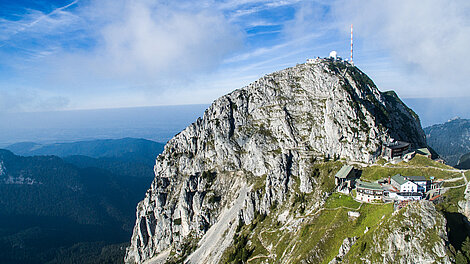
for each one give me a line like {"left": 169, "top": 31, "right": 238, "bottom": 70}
{"left": 344, "top": 201, "right": 450, "bottom": 264}
{"left": 329, "top": 237, "right": 357, "bottom": 264}
{"left": 459, "top": 178, "right": 470, "bottom": 219}
{"left": 125, "top": 60, "right": 426, "bottom": 263}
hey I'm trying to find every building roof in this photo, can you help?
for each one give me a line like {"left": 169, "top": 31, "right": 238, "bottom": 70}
{"left": 404, "top": 176, "right": 427, "bottom": 182}
{"left": 383, "top": 141, "right": 410, "bottom": 150}
{"left": 335, "top": 165, "right": 354, "bottom": 179}
{"left": 391, "top": 174, "right": 408, "bottom": 185}
{"left": 357, "top": 180, "right": 383, "bottom": 190}
{"left": 416, "top": 148, "right": 431, "bottom": 156}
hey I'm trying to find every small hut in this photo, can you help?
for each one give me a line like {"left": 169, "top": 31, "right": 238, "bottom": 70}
{"left": 334, "top": 165, "right": 357, "bottom": 191}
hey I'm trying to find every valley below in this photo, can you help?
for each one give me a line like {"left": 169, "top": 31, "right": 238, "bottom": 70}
{"left": 0, "top": 138, "right": 165, "bottom": 264}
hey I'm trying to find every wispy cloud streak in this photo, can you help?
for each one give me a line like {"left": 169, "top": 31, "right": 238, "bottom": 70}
{"left": 0, "top": 0, "right": 79, "bottom": 47}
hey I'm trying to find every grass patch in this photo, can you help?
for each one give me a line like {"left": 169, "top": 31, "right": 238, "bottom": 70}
{"left": 220, "top": 213, "right": 271, "bottom": 264}
{"left": 249, "top": 174, "right": 267, "bottom": 193}
{"left": 465, "top": 171, "right": 470, "bottom": 182}
{"left": 312, "top": 161, "right": 344, "bottom": 193}
{"left": 355, "top": 204, "right": 393, "bottom": 234}
{"left": 324, "top": 193, "right": 361, "bottom": 209}
{"left": 376, "top": 158, "right": 387, "bottom": 165}
{"left": 401, "top": 154, "right": 454, "bottom": 169}
{"left": 435, "top": 186, "right": 466, "bottom": 213}
{"left": 443, "top": 179, "right": 466, "bottom": 188}
{"left": 361, "top": 165, "right": 459, "bottom": 182}
{"left": 287, "top": 203, "right": 392, "bottom": 263}
{"left": 224, "top": 232, "right": 253, "bottom": 263}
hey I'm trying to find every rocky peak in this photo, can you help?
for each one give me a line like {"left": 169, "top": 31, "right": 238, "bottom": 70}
{"left": 125, "top": 59, "right": 427, "bottom": 263}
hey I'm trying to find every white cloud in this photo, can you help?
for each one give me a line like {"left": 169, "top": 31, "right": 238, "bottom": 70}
{"left": 94, "top": 1, "right": 243, "bottom": 78}
{"left": 222, "top": 0, "right": 299, "bottom": 20}
{"left": 247, "top": 20, "right": 278, "bottom": 27}
{"left": 7, "top": 0, "right": 469, "bottom": 112}
{"left": 282, "top": 1, "right": 336, "bottom": 42}
{"left": 225, "top": 31, "right": 324, "bottom": 64}
{"left": 265, "top": 0, "right": 301, "bottom": 8}
{"left": 332, "top": 0, "right": 470, "bottom": 97}
{"left": 0, "top": 0, "right": 245, "bottom": 109}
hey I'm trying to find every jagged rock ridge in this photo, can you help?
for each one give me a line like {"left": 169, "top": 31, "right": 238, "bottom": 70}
{"left": 125, "top": 60, "right": 427, "bottom": 263}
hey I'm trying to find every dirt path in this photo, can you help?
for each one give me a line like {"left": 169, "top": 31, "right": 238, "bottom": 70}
{"left": 247, "top": 255, "right": 271, "bottom": 262}
{"left": 443, "top": 174, "right": 466, "bottom": 182}
{"left": 251, "top": 229, "right": 275, "bottom": 263}
{"left": 448, "top": 185, "right": 467, "bottom": 189}
{"left": 439, "top": 171, "right": 468, "bottom": 189}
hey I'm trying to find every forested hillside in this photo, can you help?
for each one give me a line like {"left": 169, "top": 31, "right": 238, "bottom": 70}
{"left": 0, "top": 138, "right": 163, "bottom": 263}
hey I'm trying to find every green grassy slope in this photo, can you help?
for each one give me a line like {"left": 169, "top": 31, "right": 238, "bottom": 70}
{"left": 221, "top": 155, "right": 469, "bottom": 263}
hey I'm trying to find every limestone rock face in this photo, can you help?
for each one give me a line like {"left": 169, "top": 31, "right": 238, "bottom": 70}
{"left": 346, "top": 201, "right": 450, "bottom": 264}
{"left": 458, "top": 179, "right": 470, "bottom": 219}
{"left": 125, "top": 60, "right": 427, "bottom": 263}
{"left": 329, "top": 237, "right": 357, "bottom": 264}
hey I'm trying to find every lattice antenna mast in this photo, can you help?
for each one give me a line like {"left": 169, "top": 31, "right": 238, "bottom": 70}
{"left": 350, "top": 24, "right": 354, "bottom": 65}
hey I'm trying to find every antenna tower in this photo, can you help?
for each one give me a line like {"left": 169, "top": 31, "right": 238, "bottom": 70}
{"left": 350, "top": 24, "right": 354, "bottom": 65}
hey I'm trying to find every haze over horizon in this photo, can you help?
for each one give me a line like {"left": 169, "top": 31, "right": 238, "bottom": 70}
{"left": 1, "top": 0, "right": 469, "bottom": 113}
{"left": 0, "top": 97, "right": 469, "bottom": 148}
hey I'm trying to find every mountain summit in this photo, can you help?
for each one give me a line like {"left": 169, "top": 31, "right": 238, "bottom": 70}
{"left": 125, "top": 60, "right": 428, "bottom": 263}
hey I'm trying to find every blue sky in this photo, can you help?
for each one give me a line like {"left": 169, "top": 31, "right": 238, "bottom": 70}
{"left": 0, "top": 0, "right": 469, "bottom": 112}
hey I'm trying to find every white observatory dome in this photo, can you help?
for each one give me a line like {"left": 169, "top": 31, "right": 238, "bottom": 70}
{"left": 329, "top": 50, "right": 337, "bottom": 59}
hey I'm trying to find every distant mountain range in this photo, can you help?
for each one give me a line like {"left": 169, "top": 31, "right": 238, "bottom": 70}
{"left": 403, "top": 97, "right": 470, "bottom": 127}
{"left": 6, "top": 137, "right": 164, "bottom": 163}
{"left": 0, "top": 138, "right": 165, "bottom": 264}
{"left": 424, "top": 117, "right": 470, "bottom": 166}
